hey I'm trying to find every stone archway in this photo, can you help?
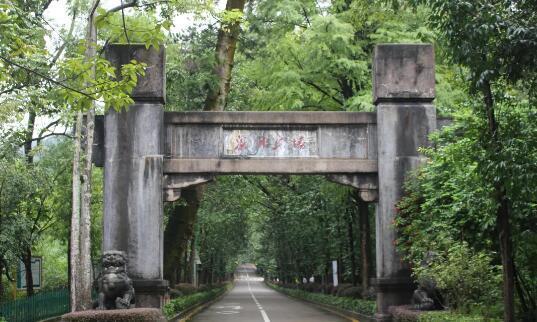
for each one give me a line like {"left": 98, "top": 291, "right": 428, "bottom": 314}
{"left": 94, "top": 43, "right": 438, "bottom": 320}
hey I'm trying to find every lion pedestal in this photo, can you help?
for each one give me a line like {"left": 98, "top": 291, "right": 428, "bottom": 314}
{"left": 61, "top": 308, "right": 166, "bottom": 322}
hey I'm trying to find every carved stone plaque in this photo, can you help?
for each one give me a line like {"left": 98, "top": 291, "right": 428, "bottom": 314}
{"left": 223, "top": 129, "right": 318, "bottom": 158}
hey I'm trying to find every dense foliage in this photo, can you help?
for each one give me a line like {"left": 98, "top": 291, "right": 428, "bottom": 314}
{"left": 395, "top": 1, "right": 537, "bottom": 320}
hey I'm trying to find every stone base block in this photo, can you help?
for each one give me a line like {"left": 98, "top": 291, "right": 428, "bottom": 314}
{"left": 133, "top": 279, "right": 169, "bottom": 308}
{"left": 61, "top": 308, "right": 166, "bottom": 322}
{"left": 389, "top": 305, "right": 422, "bottom": 321}
{"left": 373, "top": 277, "right": 416, "bottom": 320}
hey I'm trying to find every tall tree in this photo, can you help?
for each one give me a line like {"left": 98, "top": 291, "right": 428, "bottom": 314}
{"left": 408, "top": 1, "right": 537, "bottom": 320}
{"left": 163, "top": 0, "right": 247, "bottom": 284}
{"left": 205, "top": 0, "right": 247, "bottom": 111}
{"left": 70, "top": 0, "right": 100, "bottom": 311}
{"left": 356, "top": 196, "right": 371, "bottom": 292}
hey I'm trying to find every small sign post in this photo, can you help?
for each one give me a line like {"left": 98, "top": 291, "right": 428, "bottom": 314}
{"left": 332, "top": 260, "right": 338, "bottom": 287}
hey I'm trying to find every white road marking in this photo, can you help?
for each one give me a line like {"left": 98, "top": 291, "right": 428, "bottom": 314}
{"left": 215, "top": 305, "right": 242, "bottom": 310}
{"left": 215, "top": 311, "right": 240, "bottom": 315}
{"left": 246, "top": 272, "right": 271, "bottom": 322}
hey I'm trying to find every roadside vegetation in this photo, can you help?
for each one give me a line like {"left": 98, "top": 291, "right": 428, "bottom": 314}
{"left": 267, "top": 282, "right": 376, "bottom": 316}
{"left": 163, "top": 282, "right": 232, "bottom": 319}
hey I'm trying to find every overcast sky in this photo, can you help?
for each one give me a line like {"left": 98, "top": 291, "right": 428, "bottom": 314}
{"left": 42, "top": 0, "right": 224, "bottom": 50}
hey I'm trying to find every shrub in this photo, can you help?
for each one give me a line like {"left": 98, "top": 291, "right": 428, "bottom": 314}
{"left": 197, "top": 284, "right": 211, "bottom": 292}
{"left": 335, "top": 283, "right": 353, "bottom": 296}
{"left": 339, "top": 286, "right": 363, "bottom": 298}
{"left": 169, "top": 288, "right": 183, "bottom": 299}
{"left": 413, "top": 242, "right": 502, "bottom": 314}
{"left": 282, "top": 283, "right": 298, "bottom": 289}
{"left": 174, "top": 283, "right": 198, "bottom": 295}
{"left": 322, "top": 284, "right": 335, "bottom": 295}
{"left": 418, "top": 311, "right": 501, "bottom": 322}
{"left": 302, "top": 283, "right": 323, "bottom": 293}
{"left": 362, "top": 286, "right": 376, "bottom": 300}
{"left": 390, "top": 305, "right": 502, "bottom": 322}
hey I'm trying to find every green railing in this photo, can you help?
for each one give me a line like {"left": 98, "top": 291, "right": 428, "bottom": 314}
{"left": 0, "top": 288, "right": 69, "bottom": 322}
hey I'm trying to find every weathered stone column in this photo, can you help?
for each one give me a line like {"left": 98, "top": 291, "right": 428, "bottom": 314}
{"left": 373, "top": 44, "right": 436, "bottom": 319}
{"left": 104, "top": 44, "right": 168, "bottom": 308}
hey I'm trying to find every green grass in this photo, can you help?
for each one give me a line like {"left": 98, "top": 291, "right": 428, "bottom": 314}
{"left": 266, "top": 282, "right": 376, "bottom": 316}
{"left": 163, "top": 283, "right": 232, "bottom": 319}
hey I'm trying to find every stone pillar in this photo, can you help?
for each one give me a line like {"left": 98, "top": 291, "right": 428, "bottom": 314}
{"left": 373, "top": 44, "right": 436, "bottom": 319}
{"left": 104, "top": 44, "right": 168, "bottom": 308}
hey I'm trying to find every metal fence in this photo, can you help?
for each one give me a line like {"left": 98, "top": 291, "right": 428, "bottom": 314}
{"left": 0, "top": 288, "right": 69, "bottom": 322}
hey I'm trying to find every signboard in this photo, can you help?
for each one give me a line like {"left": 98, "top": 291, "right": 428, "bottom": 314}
{"left": 332, "top": 260, "right": 338, "bottom": 287}
{"left": 17, "top": 256, "right": 42, "bottom": 289}
{"left": 223, "top": 129, "right": 318, "bottom": 158}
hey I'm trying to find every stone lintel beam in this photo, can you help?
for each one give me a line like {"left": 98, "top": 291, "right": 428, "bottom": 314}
{"left": 164, "top": 111, "right": 376, "bottom": 125}
{"left": 163, "top": 158, "right": 378, "bottom": 174}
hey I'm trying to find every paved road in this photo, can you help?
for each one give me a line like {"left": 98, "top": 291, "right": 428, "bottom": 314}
{"left": 191, "top": 264, "right": 349, "bottom": 322}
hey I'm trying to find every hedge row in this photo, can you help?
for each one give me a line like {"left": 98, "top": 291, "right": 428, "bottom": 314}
{"left": 417, "top": 311, "right": 502, "bottom": 322}
{"left": 273, "top": 282, "right": 375, "bottom": 299}
{"left": 390, "top": 306, "right": 502, "bottom": 322}
{"left": 163, "top": 283, "right": 232, "bottom": 319}
{"left": 267, "top": 282, "right": 376, "bottom": 316}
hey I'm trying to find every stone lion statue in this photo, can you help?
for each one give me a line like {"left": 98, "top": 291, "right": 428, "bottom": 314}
{"left": 96, "top": 250, "right": 135, "bottom": 310}
{"left": 411, "top": 252, "right": 446, "bottom": 311}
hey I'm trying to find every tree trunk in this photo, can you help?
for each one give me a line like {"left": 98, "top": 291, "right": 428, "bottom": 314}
{"left": 336, "top": 218, "right": 344, "bottom": 284}
{"left": 77, "top": 1, "right": 99, "bottom": 308}
{"left": 164, "top": 0, "right": 247, "bottom": 288}
{"left": 0, "top": 258, "right": 4, "bottom": 299}
{"left": 163, "top": 185, "right": 203, "bottom": 286}
{"left": 23, "top": 247, "right": 34, "bottom": 296}
{"left": 346, "top": 209, "right": 357, "bottom": 286}
{"left": 182, "top": 245, "right": 189, "bottom": 283}
{"left": 496, "top": 187, "right": 515, "bottom": 322}
{"left": 71, "top": 1, "right": 100, "bottom": 311}
{"left": 482, "top": 80, "right": 515, "bottom": 322}
{"left": 70, "top": 110, "right": 83, "bottom": 311}
{"left": 23, "top": 109, "right": 36, "bottom": 297}
{"left": 204, "top": 0, "right": 247, "bottom": 111}
{"left": 357, "top": 197, "right": 371, "bottom": 292}
{"left": 209, "top": 255, "right": 214, "bottom": 286}
{"left": 24, "top": 111, "right": 36, "bottom": 164}
{"left": 190, "top": 235, "right": 197, "bottom": 287}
